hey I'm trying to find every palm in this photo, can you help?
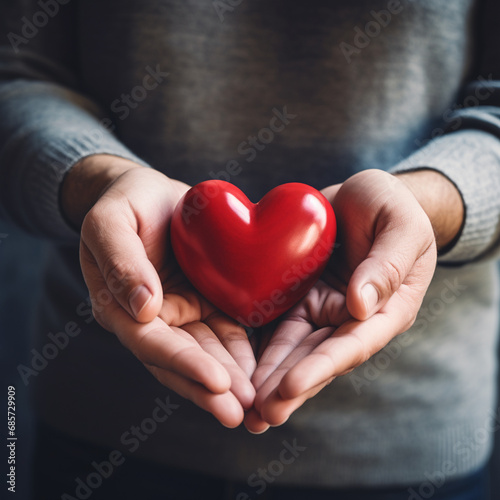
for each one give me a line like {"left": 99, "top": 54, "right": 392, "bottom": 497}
{"left": 245, "top": 278, "right": 424, "bottom": 431}
{"left": 80, "top": 168, "right": 256, "bottom": 428}
{"left": 245, "top": 280, "right": 349, "bottom": 432}
{"left": 245, "top": 170, "right": 437, "bottom": 432}
{"left": 154, "top": 265, "right": 257, "bottom": 411}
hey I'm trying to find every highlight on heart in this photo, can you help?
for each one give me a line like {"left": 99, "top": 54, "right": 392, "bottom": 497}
{"left": 170, "top": 180, "right": 337, "bottom": 326}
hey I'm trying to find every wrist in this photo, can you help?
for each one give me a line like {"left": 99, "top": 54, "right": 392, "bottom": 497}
{"left": 61, "top": 154, "right": 144, "bottom": 229}
{"left": 395, "top": 169, "right": 465, "bottom": 252}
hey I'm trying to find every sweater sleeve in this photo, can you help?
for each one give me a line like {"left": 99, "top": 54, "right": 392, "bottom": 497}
{"left": 390, "top": 0, "right": 500, "bottom": 265}
{"left": 0, "top": 2, "right": 147, "bottom": 242}
{"left": 390, "top": 127, "right": 500, "bottom": 264}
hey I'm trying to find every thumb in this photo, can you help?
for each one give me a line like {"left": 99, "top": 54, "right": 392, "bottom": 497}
{"left": 81, "top": 205, "right": 163, "bottom": 323}
{"left": 346, "top": 209, "right": 435, "bottom": 321}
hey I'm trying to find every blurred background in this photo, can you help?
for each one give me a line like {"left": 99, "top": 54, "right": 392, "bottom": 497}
{"left": 1, "top": 222, "right": 499, "bottom": 499}
{"left": 1, "top": 223, "right": 47, "bottom": 500}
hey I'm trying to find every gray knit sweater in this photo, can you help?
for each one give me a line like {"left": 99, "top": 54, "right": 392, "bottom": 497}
{"left": 2, "top": 0, "right": 500, "bottom": 489}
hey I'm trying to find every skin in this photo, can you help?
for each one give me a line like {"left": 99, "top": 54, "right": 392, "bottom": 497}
{"left": 245, "top": 169, "right": 462, "bottom": 432}
{"left": 63, "top": 155, "right": 256, "bottom": 428}
{"left": 61, "top": 154, "right": 464, "bottom": 431}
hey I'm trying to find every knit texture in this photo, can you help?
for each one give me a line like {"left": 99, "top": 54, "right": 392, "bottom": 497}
{"left": 0, "top": 79, "right": 147, "bottom": 240}
{"left": 391, "top": 130, "right": 500, "bottom": 263}
{"left": 1, "top": 0, "right": 500, "bottom": 489}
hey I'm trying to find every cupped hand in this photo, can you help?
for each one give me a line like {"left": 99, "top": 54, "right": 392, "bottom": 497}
{"left": 75, "top": 161, "right": 256, "bottom": 428}
{"left": 245, "top": 169, "right": 439, "bottom": 432}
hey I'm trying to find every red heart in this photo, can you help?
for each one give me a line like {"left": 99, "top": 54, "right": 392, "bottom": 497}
{"left": 170, "top": 180, "right": 336, "bottom": 327}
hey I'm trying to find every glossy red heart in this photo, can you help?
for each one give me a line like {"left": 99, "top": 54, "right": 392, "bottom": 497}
{"left": 170, "top": 180, "right": 336, "bottom": 327}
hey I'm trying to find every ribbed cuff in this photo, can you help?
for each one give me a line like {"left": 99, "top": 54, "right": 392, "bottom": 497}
{"left": 26, "top": 133, "right": 148, "bottom": 242}
{"left": 0, "top": 83, "right": 149, "bottom": 242}
{"left": 390, "top": 130, "right": 500, "bottom": 264}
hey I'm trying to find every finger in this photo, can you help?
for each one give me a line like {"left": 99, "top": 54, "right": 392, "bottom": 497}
{"left": 289, "top": 280, "right": 350, "bottom": 327}
{"left": 254, "top": 326, "right": 335, "bottom": 411}
{"left": 93, "top": 283, "right": 233, "bottom": 394}
{"left": 160, "top": 289, "right": 206, "bottom": 327}
{"left": 258, "top": 379, "right": 332, "bottom": 427}
{"left": 147, "top": 365, "right": 245, "bottom": 428}
{"left": 252, "top": 279, "right": 348, "bottom": 376}
{"left": 81, "top": 199, "right": 163, "bottom": 323}
{"left": 320, "top": 183, "right": 342, "bottom": 205}
{"left": 279, "top": 294, "right": 411, "bottom": 400}
{"left": 346, "top": 206, "right": 435, "bottom": 321}
{"left": 86, "top": 267, "right": 234, "bottom": 394}
{"left": 251, "top": 320, "right": 314, "bottom": 392}
{"left": 255, "top": 321, "right": 277, "bottom": 361}
{"left": 243, "top": 408, "right": 270, "bottom": 434}
{"left": 161, "top": 300, "right": 257, "bottom": 407}
{"left": 204, "top": 312, "right": 257, "bottom": 380}
{"left": 79, "top": 245, "right": 125, "bottom": 333}
{"left": 129, "top": 322, "right": 233, "bottom": 394}
{"left": 182, "top": 320, "right": 256, "bottom": 410}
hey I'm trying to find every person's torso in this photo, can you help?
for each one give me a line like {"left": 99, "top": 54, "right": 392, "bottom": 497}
{"left": 77, "top": 0, "right": 478, "bottom": 198}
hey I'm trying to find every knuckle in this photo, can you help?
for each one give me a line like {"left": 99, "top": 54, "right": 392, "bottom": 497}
{"left": 347, "top": 333, "right": 371, "bottom": 369}
{"left": 358, "top": 346, "right": 372, "bottom": 368}
{"left": 221, "top": 330, "right": 248, "bottom": 344}
{"left": 101, "top": 255, "right": 134, "bottom": 293}
{"left": 378, "top": 257, "right": 405, "bottom": 295}
{"left": 81, "top": 203, "right": 104, "bottom": 236}
{"left": 357, "top": 346, "right": 372, "bottom": 367}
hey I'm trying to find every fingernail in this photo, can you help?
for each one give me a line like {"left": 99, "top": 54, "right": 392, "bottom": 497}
{"left": 247, "top": 425, "right": 270, "bottom": 435}
{"left": 361, "top": 283, "right": 379, "bottom": 316}
{"left": 129, "top": 285, "right": 152, "bottom": 317}
{"left": 270, "top": 416, "right": 289, "bottom": 427}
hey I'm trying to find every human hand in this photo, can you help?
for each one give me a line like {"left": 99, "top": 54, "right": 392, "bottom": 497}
{"left": 245, "top": 168, "right": 463, "bottom": 432}
{"left": 62, "top": 155, "right": 256, "bottom": 428}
